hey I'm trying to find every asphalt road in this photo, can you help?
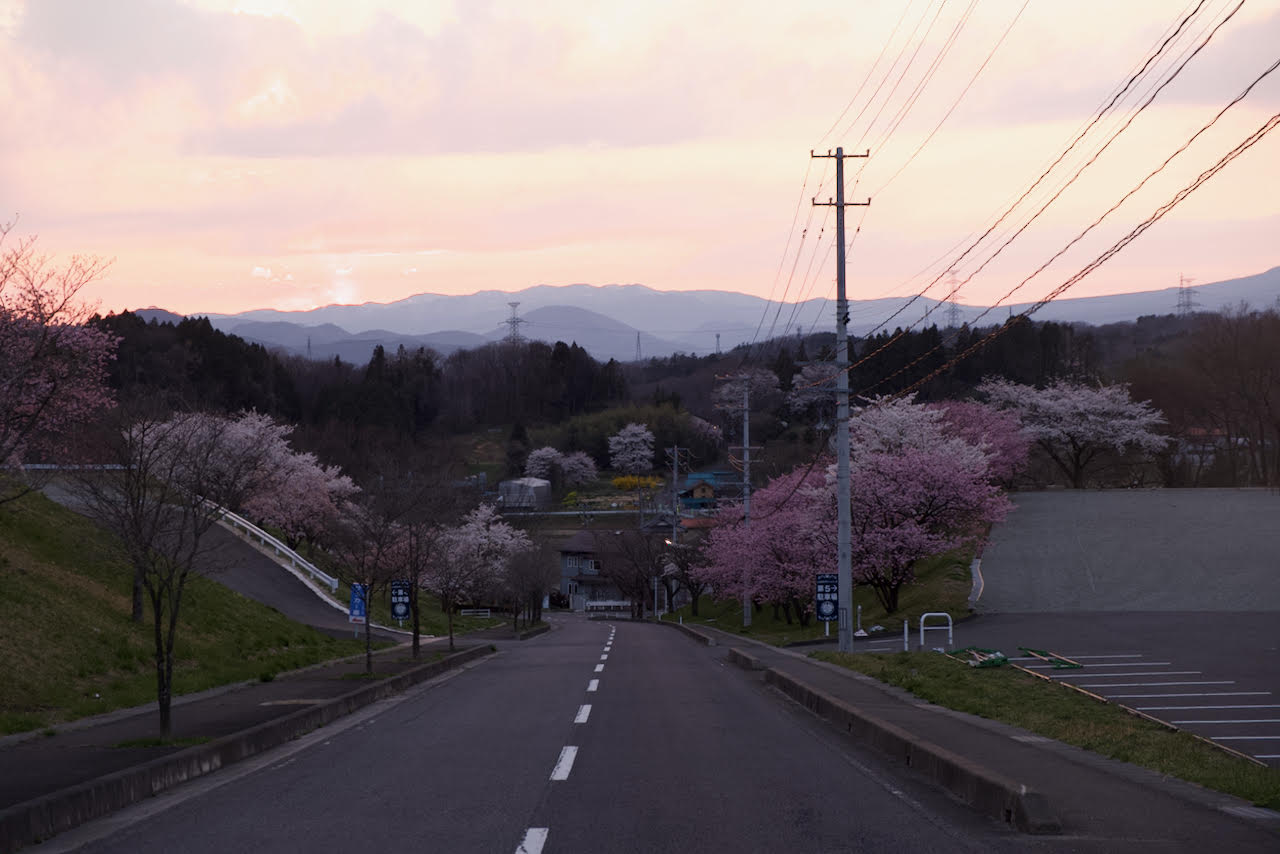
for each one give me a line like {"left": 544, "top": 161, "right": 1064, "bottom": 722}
{"left": 63, "top": 616, "right": 1037, "bottom": 854}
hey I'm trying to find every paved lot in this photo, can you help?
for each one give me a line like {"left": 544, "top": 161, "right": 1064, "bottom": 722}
{"left": 978, "top": 489, "right": 1280, "bottom": 612}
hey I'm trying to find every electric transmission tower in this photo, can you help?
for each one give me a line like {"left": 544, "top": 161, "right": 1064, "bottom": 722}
{"left": 945, "top": 269, "right": 963, "bottom": 329}
{"left": 504, "top": 302, "right": 527, "bottom": 344}
{"left": 1175, "top": 273, "right": 1199, "bottom": 316}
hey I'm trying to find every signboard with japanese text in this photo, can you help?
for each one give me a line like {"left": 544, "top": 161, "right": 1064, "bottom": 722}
{"left": 348, "top": 583, "right": 367, "bottom": 624}
{"left": 390, "top": 581, "right": 411, "bottom": 623}
{"left": 815, "top": 573, "right": 838, "bottom": 622}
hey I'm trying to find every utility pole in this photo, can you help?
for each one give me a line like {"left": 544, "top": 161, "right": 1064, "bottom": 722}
{"left": 812, "top": 146, "right": 869, "bottom": 653}
{"left": 741, "top": 382, "right": 752, "bottom": 628}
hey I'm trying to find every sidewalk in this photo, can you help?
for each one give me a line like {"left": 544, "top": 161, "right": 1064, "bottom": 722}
{"left": 681, "top": 622, "right": 1280, "bottom": 851}
{"left": 0, "top": 640, "right": 493, "bottom": 853}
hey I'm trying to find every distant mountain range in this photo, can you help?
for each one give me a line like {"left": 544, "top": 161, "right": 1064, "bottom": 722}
{"left": 135, "top": 266, "right": 1280, "bottom": 364}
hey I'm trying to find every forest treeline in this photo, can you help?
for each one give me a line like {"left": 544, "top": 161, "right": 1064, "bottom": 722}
{"left": 93, "top": 306, "right": 1280, "bottom": 487}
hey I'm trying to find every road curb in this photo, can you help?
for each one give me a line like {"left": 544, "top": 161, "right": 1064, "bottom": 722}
{"left": 0, "top": 645, "right": 495, "bottom": 854}
{"left": 654, "top": 619, "right": 716, "bottom": 646}
{"left": 726, "top": 647, "right": 1061, "bottom": 835}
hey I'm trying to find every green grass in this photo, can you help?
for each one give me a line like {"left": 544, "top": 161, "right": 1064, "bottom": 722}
{"left": 815, "top": 650, "right": 1280, "bottom": 810}
{"left": 662, "top": 550, "right": 974, "bottom": 646}
{"left": 0, "top": 492, "right": 379, "bottom": 735}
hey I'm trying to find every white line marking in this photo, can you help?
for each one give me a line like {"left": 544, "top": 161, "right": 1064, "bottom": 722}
{"left": 594, "top": 663, "right": 604, "bottom": 672}
{"left": 600, "top": 654, "right": 608, "bottom": 660}
{"left": 1255, "top": 754, "right": 1280, "bottom": 759}
{"left": 516, "top": 828, "right": 548, "bottom": 854}
{"left": 1026, "top": 662, "right": 1171, "bottom": 669}
{"left": 1217, "top": 736, "right": 1280, "bottom": 741}
{"left": 1138, "top": 705, "right": 1280, "bottom": 711}
{"left": 551, "top": 746, "right": 578, "bottom": 780}
{"left": 1008, "top": 660, "right": 1141, "bottom": 665}
{"left": 1172, "top": 719, "right": 1280, "bottom": 725}
{"left": 1111, "top": 692, "right": 1270, "bottom": 698}
{"left": 575, "top": 704, "right": 592, "bottom": 724}
{"left": 1053, "top": 671, "right": 1201, "bottom": 678}
{"left": 1071, "top": 681, "right": 1234, "bottom": 688}
{"left": 588, "top": 679, "right": 599, "bottom": 692}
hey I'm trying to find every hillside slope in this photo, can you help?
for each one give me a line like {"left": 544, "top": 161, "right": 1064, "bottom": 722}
{"left": 0, "top": 493, "right": 367, "bottom": 734}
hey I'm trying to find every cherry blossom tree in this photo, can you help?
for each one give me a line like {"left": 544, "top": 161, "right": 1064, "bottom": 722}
{"left": 931, "top": 400, "right": 1030, "bottom": 484}
{"left": 558, "top": 451, "right": 598, "bottom": 487}
{"left": 696, "top": 466, "right": 833, "bottom": 622}
{"left": 787, "top": 362, "right": 840, "bottom": 424}
{"left": 840, "top": 397, "right": 1012, "bottom": 611}
{"left": 430, "top": 504, "right": 531, "bottom": 649}
{"left": 979, "top": 378, "right": 1167, "bottom": 488}
{"left": 608, "top": 422, "right": 655, "bottom": 474}
{"left": 0, "top": 226, "right": 116, "bottom": 502}
{"left": 524, "top": 446, "right": 563, "bottom": 479}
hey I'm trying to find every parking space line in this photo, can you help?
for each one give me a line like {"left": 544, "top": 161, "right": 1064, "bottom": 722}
{"left": 1216, "top": 736, "right": 1280, "bottom": 741}
{"left": 1172, "top": 719, "right": 1280, "bottom": 724}
{"left": 1070, "top": 686, "right": 1239, "bottom": 691}
{"left": 1053, "top": 671, "right": 1201, "bottom": 678}
{"left": 1137, "top": 704, "right": 1280, "bottom": 711}
{"left": 1111, "top": 691, "right": 1270, "bottom": 698}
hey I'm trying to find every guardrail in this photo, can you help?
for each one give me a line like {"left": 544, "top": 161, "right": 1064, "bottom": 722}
{"left": 215, "top": 507, "right": 338, "bottom": 593}
{"left": 459, "top": 608, "right": 491, "bottom": 618}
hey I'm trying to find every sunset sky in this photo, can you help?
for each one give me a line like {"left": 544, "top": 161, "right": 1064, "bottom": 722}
{"left": 2, "top": 0, "right": 1277, "bottom": 322}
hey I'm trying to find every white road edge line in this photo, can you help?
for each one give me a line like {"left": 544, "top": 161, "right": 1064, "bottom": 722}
{"left": 1071, "top": 681, "right": 1234, "bottom": 688}
{"left": 551, "top": 746, "right": 578, "bottom": 780}
{"left": 1217, "top": 736, "right": 1280, "bottom": 741}
{"left": 516, "top": 827, "right": 548, "bottom": 854}
{"left": 575, "top": 704, "right": 591, "bottom": 724}
{"left": 588, "top": 679, "right": 599, "bottom": 692}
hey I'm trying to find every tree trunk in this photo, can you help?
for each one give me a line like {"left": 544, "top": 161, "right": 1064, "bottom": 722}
{"left": 132, "top": 570, "right": 144, "bottom": 623}
{"left": 447, "top": 604, "right": 456, "bottom": 651}
{"left": 363, "top": 612, "right": 373, "bottom": 674}
{"left": 152, "top": 597, "right": 171, "bottom": 739}
{"left": 410, "top": 588, "right": 421, "bottom": 660}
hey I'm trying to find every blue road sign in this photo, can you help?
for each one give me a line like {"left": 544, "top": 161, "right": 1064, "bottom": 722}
{"left": 815, "top": 573, "right": 838, "bottom": 622}
{"left": 390, "top": 581, "right": 411, "bottom": 622}
{"left": 349, "top": 583, "right": 367, "bottom": 624}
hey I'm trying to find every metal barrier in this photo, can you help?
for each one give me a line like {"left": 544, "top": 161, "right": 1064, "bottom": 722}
{"left": 459, "top": 608, "right": 492, "bottom": 618}
{"left": 919, "top": 612, "right": 954, "bottom": 650}
{"left": 215, "top": 507, "right": 338, "bottom": 592}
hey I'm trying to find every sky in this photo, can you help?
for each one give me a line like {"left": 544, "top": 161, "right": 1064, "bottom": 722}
{"left": 1, "top": 0, "right": 1278, "bottom": 320}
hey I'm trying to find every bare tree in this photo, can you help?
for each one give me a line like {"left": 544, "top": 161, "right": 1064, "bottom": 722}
{"left": 73, "top": 412, "right": 263, "bottom": 738}
{"left": 595, "top": 529, "right": 666, "bottom": 619}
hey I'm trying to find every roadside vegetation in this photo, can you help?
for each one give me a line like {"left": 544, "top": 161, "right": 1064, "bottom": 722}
{"left": 817, "top": 650, "right": 1280, "bottom": 810}
{"left": 663, "top": 550, "right": 973, "bottom": 647}
{"left": 0, "top": 492, "right": 375, "bottom": 735}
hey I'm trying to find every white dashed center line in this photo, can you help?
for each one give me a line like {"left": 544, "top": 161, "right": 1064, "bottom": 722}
{"left": 550, "top": 746, "right": 578, "bottom": 780}
{"left": 575, "top": 704, "right": 592, "bottom": 724}
{"left": 594, "top": 664, "right": 604, "bottom": 672}
{"left": 600, "top": 654, "right": 608, "bottom": 660}
{"left": 516, "top": 827, "right": 548, "bottom": 854}
{"left": 588, "top": 679, "right": 599, "bottom": 692}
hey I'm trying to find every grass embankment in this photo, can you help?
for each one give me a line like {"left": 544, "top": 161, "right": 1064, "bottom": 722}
{"left": 816, "top": 650, "right": 1280, "bottom": 810}
{"left": 663, "top": 550, "right": 973, "bottom": 646}
{"left": 0, "top": 492, "right": 377, "bottom": 735}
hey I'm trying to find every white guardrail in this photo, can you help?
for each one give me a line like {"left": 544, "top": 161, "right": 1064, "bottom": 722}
{"left": 215, "top": 507, "right": 339, "bottom": 593}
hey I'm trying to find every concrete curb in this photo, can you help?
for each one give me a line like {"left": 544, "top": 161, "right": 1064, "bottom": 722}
{"left": 653, "top": 619, "right": 716, "bottom": 646}
{"left": 0, "top": 645, "right": 495, "bottom": 854}
{"left": 516, "top": 624, "right": 552, "bottom": 640}
{"left": 723, "top": 648, "right": 1060, "bottom": 835}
